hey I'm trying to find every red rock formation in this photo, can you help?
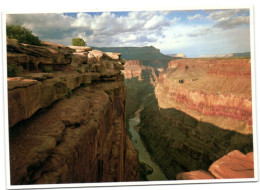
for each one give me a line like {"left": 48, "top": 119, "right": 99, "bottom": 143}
{"left": 7, "top": 41, "right": 139, "bottom": 184}
{"left": 176, "top": 150, "right": 254, "bottom": 180}
{"left": 155, "top": 58, "right": 252, "bottom": 134}
{"left": 176, "top": 170, "right": 215, "bottom": 180}
{"left": 123, "top": 60, "right": 145, "bottom": 80}
{"left": 123, "top": 60, "right": 158, "bottom": 87}
{"left": 209, "top": 150, "right": 254, "bottom": 179}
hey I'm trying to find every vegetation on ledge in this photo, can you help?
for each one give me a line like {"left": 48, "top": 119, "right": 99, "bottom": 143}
{"left": 7, "top": 24, "right": 41, "bottom": 45}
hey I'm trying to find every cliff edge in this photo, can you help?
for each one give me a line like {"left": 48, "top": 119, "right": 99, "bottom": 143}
{"left": 7, "top": 39, "right": 139, "bottom": 184}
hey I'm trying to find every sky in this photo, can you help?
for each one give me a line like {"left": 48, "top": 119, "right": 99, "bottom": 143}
{"left": 6, "top": 9, "right": 251, "bottom": 57}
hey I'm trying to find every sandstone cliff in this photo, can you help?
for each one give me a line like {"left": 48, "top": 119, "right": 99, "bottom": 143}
{"left": 176, "top": 150, "right": 254, "bottom": 180}
{"left": 123, "top": 60, "right": 145, "bottom": 80}
{"left": 155, "top": 58, "right": 252, "bottom": 134}
{"left": 128, "top": 58, "right": 254, "bottom": 180}
{"left": 7, "top": 40, "right": 139, "bottom": 184}
{"left": 123, "top": 60, "right": 157, "bottom": 86}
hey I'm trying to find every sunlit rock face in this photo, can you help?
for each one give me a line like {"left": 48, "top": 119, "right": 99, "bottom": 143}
{"left": 155, "top": 58, "right": 252, "bottom": 134}
{"left": 8, "top": 40, "right": 139, "bottom": 184}
{"left": 123, "top": 60, "right": 158, "bottom": 87}
{"left": 176, "top": 150, "right": 254, "bottom": 180}
{"left": 123, "top": 60, "right": 145, "bottom": 80}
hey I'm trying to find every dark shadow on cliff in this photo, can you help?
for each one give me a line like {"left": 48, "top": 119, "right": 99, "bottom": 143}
{"left": 138, "top": 93, "right": 253, "bottom": 180}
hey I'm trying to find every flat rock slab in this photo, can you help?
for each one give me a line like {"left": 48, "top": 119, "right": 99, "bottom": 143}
{"left": 176, "top": 170, "right": 215, "bottom": 180}
{"left": 20, "top": 73, "right": 54, "bottom": 81}
{"left": 209, "top": 150, "right": 254, "bottom": 179}
{"left": 8, "top": 77, "right": 38, "bottom": 90}
{"left": 68, "top": 46, "right": 92, "bottom": 52}
{"left": 104, "top": 52, "right": 121, "bottom": 60}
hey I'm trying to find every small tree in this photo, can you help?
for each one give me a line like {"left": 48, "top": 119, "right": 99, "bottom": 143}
{"left": 72, "top": 38, "right": 86, "bottom": 46}
{"left": 6, "top": 24, "right": 41, "bottom": 45}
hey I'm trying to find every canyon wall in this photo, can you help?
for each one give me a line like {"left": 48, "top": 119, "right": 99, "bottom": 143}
{"left": 123, "top": 60, "right": 145, "bottom": 80}
{"left": 127, "top": 58, "right": 254, "bottom": 180}
{"left": 155, "top": 58, "right": 252, "bottom": 134}
{"left": 7, "top": 39, "right": 139, "bottom": 184}
{"left": 139, "top": 99, "right": 253, "bottom": 180}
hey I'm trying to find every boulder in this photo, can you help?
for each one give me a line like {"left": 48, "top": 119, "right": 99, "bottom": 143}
{"left": 68, "top": 46, "right": 92, "bottom": 52}
{"left": 104, "top": 52, "right": 121, "bottom": 60}
{"left": 208, "top": 150, "right": 254, "bottom": 179}
{"left": 87, "top": 53, "right": 98, "bottom": 64}
{"left": 89, "top": 50, "right": 104, "bottom": 61}
{"left": 176, "top": 170, "right": 215, "bottom": 180}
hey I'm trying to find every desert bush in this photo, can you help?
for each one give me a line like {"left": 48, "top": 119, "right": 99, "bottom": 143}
{"left": 77, "top": 68, "right": 83, "bottom": 73}
{"left": 7, "top": 63, "right": 23, "bottom": 77}
{"left": 85, "top": 64, "right": 92, "bottom": 72}
{"left": 7, "top": 24, "right": 41, "bottom": 45}
{"left": 67, "top": 88, "right": 72, "bottom": 98}
{"left": 81, "top": 83, "right": 87, "bottom": 87}
{"left": 42, "top": 66, "right": 53, "bottom": 73}
{"left": 72, "top": 38, "right": 86, "bottom": 46}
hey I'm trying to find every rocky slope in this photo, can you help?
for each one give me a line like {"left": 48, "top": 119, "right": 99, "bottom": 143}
{"left": 155, "top": 58, "right": 252, "bottom": 134}
{"left": 139, "top": 96, "right": 253, "bottom": 180}
{"left": 7, "top": 39, "right": 139, "bottom": 184}
{"left": 176, "top": 150, "right": 254, "bottom": 180}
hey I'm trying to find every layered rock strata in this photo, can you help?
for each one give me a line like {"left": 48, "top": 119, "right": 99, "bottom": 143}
{"left": 176, "top": 150, "right": 254, "bottom": 180}
{"left": 137, "top": 57, "right": 253, "bottom": 180}
{"left": 139, "top": 100, "right": 253, "bottom": 180}
{"left": 123, "top": 60, "right": 145, "bottom": 80}
{"left": 123, "top": 60, "right": 157, "bottom": 86}
{"left": 155, "top": 58, "right": 252, "bottom": 134}
{"left": 8, "top": 40, "right": 139, "bottom": 184}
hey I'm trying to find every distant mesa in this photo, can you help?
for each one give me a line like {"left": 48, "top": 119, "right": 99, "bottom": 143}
{"left": 167, "top": 53, "right": 187, "bottom": 58}
{"left": 92, "top": 46, "right": 174, "bottom": 68}
{"left": 199, "top": 52, "right": 250, "bottom": 58}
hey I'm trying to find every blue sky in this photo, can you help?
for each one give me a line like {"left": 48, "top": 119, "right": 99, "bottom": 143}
{"left": 6, "top": 9, "right": 250, "bottom": 57}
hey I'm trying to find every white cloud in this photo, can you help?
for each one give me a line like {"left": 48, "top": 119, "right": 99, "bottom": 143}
{"left": 7, "top": 11, "right": 183, "bottom": 47}
{"left": 187, "top": 14, "right": 202, "bottom": 21}
{"left": 187, "top": 27, "right": 213, "bottom": 37}
{"left": 206, "top": 9, "right": 249, "bottom": 29}
{"left": 6, "top": 9, "right": 250, "bottom": 57}
{"left": 143, "top": 15, "right": 167, "bottom": 30}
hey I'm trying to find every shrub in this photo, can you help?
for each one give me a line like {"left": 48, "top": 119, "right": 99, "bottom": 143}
{"left": 81, "top": 83, "right": 87, "bottom": 87}
{"left": 77, "top": 68, "right": 83, "bottom": 73}
{"left": 7, "top": 63, "right": 23, "bottom": 77}
{"left": 85, "top": 64, "right": 92, "bottom": 72}
{"left": 6, "top": 24, "right": 41, "bottom": 45}
{"left": 42, "top": 66, "right": 53, "bottom": 73}
{"left": 72, "top": 38, "right": 86, "bottom": 46}
{"left": 67, "top": 88, "right": 72, "bottom": 98}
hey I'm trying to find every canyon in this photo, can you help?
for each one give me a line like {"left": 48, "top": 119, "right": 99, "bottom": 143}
{"left": 123, "top": 56, "right": 254, "bottom": 180}
{"left": 7, "top": 40, "right": 255, "bottom": 185}
{"left": 7, "top": 39, "right": 139, "bottom": 185}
